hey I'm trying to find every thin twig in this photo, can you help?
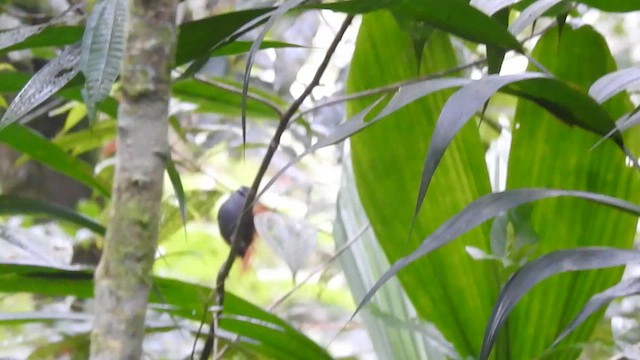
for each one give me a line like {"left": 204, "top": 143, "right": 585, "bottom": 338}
{"left": 268, "top": 222, "right": 370, "bottom": 310}
{"left": 197, "top": 15, "right": 355, "bottom": 360}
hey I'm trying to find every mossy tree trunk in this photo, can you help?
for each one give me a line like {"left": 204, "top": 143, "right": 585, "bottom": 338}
{"left": 90, "top": 0, "right": 179, "bottom": 358}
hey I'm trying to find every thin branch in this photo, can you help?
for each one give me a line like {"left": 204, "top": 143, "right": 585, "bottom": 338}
{"left": 268, "top": 222, "right": 370, "bottom": 310}
{"left": 197, "top": 15, "right": 355, "bottom": 360}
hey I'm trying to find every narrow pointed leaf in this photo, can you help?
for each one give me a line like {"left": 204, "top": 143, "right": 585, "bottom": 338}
{"left": 414, "top": 73, "right": 545, "bottom": 220}
{"left": 241, "top": 0, "right": 306, "bottom": 146}
{"left": 589, "top": 66, "right": 640, "bottom": 103}
{"left": 166, "top": 156, "right": 187, "bottom": 234}
{"left": 357, "top": 189, "right": 640, "bottom": 320}
{"left": 509, "top": 0, "right": 565, "bottom": 35}
{"left": 0, "top": 45, "right": 80, "bottom": 130}
{"left": 487, "top": 8, "right": 510, "bottom": 74}
{"left": 0, "top": 195, "right": 105, "bottom": 235}
{"left": 80, "top": 0, "right": 127, "bottom": 122}
{"left": 471, "top": 0, "right": 522, "bottom": 15}
{"left": 552, "top": 276, "right": 640, "bottom": 348}
{"left": 0, "top": 124, "right": 110, "bottom": 196}
{"left": 480, "top": 248, "right": 640, "bottom": 360}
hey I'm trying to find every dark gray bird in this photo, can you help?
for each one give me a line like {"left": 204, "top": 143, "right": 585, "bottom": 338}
{"left": 217, "top": 186, "right": 269, "bottom": 268}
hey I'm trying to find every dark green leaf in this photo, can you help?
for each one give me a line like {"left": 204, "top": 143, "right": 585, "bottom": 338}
{"left": 0, "top": 124, "right": 110, "bottom": 196}
{"left": 165, "top": 156, "right": 186, "bottom": 235}
{"left": 0, "top": 195, "right": 105, "bottom": 234}
{"left": 391, "top": 0, "right": 523, "bottom": 52}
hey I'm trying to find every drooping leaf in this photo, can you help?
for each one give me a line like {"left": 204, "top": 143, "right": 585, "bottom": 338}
{"left": 505, "top": 25, "right": 640, "bottom": 359}
{"left": 80, "top": 0, "right": 127, "bottom": 122}
{"left": 487, "top": 8, "right": 510, "bottom": 74}
{"left": 551, "top": 276, "right": 640, "bottom": 349}
{"left": 0, "top": 195, "right": 105, "bottom": 235}
{"left": 479, "top": 248, "right": 640, "bottom": 360}
{"left": 240, "top": 0, "right": 307, "bottom": 147}
{"left": 165, "top": 156, "right": 187, "bottom": 235}
{"left": 470, "top": 0, "right": 523, "bottom": 15}
{"left": 509, "top": 0, "right": 567, "bottom": 35}
{"left": 0, "top": 124, "right": 110, "bottom": 196}
{"left": 589, "top": 66, "right": 640, "bottom": 103}
{"left": 0, "top": 45, "right": 81, "bottom": 130}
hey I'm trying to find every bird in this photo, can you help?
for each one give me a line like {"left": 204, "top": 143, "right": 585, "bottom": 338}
{"left": 217, "top": 186, "right": 269, "bottom": 269}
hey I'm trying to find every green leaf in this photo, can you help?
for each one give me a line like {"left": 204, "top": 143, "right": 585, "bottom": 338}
{"left": 0, "top": 263, "right": 332, "bottom": 360}
{"left": 172, "top": 78, "right": 283, "bottom": 119}
{"left": 0, "top": 45, "right": 81, "bottom": 130}
{"left": 508, "top": 0, "right": 567, "bottom": 35}
{"left": 0, "top": 124, "right": 110, "bottom": 196}
{"left": 165, "top": 156, "right": 186, "bottom": 236}
{"left": 348, "top": 12, "right": 495, "bottom": 357}
{"left": 391, "top": 0, "right": 523, "bottom": 52}
{"left": 0, "top": 26, "right": 83, "bottom": 54}
{"left": 480, "top": 248, "right": 640, "bottom": 360}
{"left": 505, "top": 25, "right": 640, "bottom": 359}
{"left": 241, "top": 0, "right": 307, "bottom": 146}
{"left": 487, "top": 8, "right": 510, "bottom": 74}
{"left": 80, "top": 0, "right": 127, "bottom": 122}
{"left": 175, "top": 8, "right": 272, "bottom": 66}
{"left": 0, "top": 195, "right": 105, "bottom": 234}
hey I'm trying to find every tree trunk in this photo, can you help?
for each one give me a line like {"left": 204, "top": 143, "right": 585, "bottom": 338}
{"left": 90, "top": 0, "right": 178, "bottom": 358}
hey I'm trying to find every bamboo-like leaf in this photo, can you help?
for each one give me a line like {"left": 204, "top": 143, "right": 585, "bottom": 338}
{"left": 509, "top": 0, "right": 565, "bottom": 35}
{"left": 240, "top": 0, "right": 306, "bottom": 146}
{"left": 166, "top": 156, "right": 187, "bottom": 235}
{"left": 0, "top": 195, "right": 105, "bottom": 235}
{"left": 589, "top": 66, "right": 640, "bottom": 103}
{"left": 471, "top": 0, "right": 522, "bottom": 15}
{"left": 551, "top": 276, "right": 640, "bottom": 349}
{"left": 0, "top": 124, "right": 110, "bottom": 196}
{"left": 80, "top": 0, "right": 127, "bottom": 122}
{"left": 479, "top": 248, "right": 640, "bottom": 360}
{"left": 356, "top": 189, "right": 640, "bottom": 321}
{"left": 0, "top": 45, "right": 81, "bottom": 130}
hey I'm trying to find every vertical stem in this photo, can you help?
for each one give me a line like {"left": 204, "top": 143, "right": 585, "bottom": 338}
{"left": 90, "top": 0, "right": 178, "bottom": 358}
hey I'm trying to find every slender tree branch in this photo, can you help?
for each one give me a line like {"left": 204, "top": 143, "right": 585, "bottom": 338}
{"left": 198, "top": 15, "right": 355, "bottom": 360}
